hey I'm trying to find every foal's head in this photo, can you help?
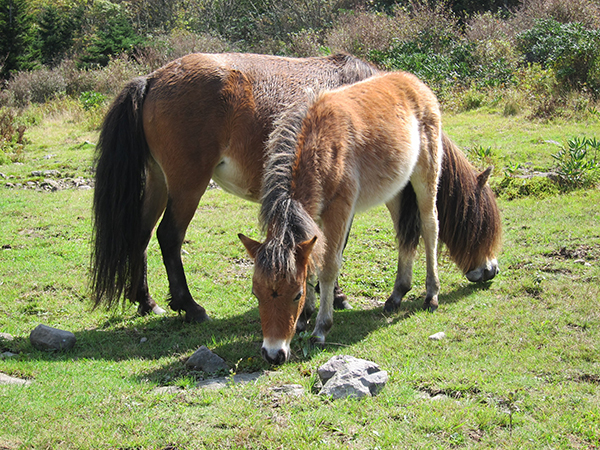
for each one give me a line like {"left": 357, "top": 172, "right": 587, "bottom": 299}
{"left": 239, "top": 233, "right": 317, "bottom": 365}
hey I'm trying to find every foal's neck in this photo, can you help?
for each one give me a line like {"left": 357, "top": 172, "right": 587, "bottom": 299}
{"left": 289, "top": 135, "right": 323, "bottom": 219}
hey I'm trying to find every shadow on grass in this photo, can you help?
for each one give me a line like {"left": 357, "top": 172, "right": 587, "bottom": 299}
{"left": 6, "top": 279, "right": 494, "bottom": 383}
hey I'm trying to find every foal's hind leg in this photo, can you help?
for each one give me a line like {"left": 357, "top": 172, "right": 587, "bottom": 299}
{"left": 384, "top": 187, "right": 420, "bottom": 313}
{"left": 411, "top": 164, "right": 441, "bottom": 312}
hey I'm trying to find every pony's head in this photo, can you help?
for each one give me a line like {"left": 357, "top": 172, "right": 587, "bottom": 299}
{"left": 436, "top": 135, "right": 502, "bottom": 284}
{"left": 239, "top": 233, "right": 318, "bottom": 365}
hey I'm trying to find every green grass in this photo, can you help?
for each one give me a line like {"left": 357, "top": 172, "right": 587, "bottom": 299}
{"left": 0, "top": 106, "right": 599, "bottom": 449}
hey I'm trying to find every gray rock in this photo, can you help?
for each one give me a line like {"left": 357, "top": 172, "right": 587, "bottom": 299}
{"left": 29, "top": 324, "right": 76, "bottom": 351}
{"left": 317, "top": 355, "right": 379, "bottom": 383}
{"left": 152, "top": 386, "right": 182, "bottom": 394}
{"left": 318, "top": 355, "right": 388, "bottom": 400}
{"left": 0, "top": 373, "right": 31, "bottom": 386}
{"left": 429, "top": 332, "right": 446, "bottom": 341}
{"left": 270, "top": 384, "right": 305, "bottom": 397}
{"left": 40, "top": 179, "right": 60, "bottom": 191}
{"left": 195, "top": 371, "right": 262, "bottom": 390}
{"left": 185, "top": 346, "right": 228, "bottom": 373}
{"left": 1, "top": 351, "right": 17, "bottom": 359}
{"left": 0, "top": 332, "right": 14, "bottom": 341}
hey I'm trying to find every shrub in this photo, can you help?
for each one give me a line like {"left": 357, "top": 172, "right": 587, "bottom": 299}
{"left": 0, "top": 108, "right": 26, "bottom": 164}
{"left": 551, "top": 137, "right": 600, "bottom": 189}
{"left": 511, "top": 0, "right": 600, "bottom": 33}
{"left": 325, "top": 11, "right": 397, "bottom": 58}
{"left": 517, "top": 19, "right": 600, "bottom": 95}
{"left": 6, "top": 68, "right": 67, "bottom": 106}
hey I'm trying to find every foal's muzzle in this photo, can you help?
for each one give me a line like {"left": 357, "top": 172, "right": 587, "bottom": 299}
{"left": 261, "top": 338, "right": 291, "bottom": 365}
{"left": 261, "top": 347, "right": 288, "bottom": 365}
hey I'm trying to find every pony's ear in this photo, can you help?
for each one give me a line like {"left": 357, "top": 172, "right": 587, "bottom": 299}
{"left": 238, "top": 233, "right": 262, "bottom": 259}
{"left": 477, "top": 166, "right": 493, "bottom": 189}
{"left": 296, "top": 236, "right": 318, "bottom": 267}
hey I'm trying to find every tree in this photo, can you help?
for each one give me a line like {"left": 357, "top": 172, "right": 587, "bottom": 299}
{"left": 35, "top": 4, "right": 83, "bottom": 66}
{"left": 0, "top": 0, "right": 33, "bottom": 78}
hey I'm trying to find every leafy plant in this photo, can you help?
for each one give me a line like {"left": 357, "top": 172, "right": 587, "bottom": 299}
{"left": 79, "top": 91, "right": 106, "bottom": 110}
{"left": 551, "top": 137, "right": 600, "bottom": 189}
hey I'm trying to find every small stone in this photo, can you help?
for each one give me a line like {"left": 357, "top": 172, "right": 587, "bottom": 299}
{"left": 429, "top": 332, "right": 446, "bottom": 341}
{"left": 40, "top": 179, "right": 60, "bottom": 191}
{"left": 152, "top": 386, "right": 182, "bottom": 394}
{"left": 78, "top": 185, "right": 92, "bottom": 190}
{"left": 0, "top": 332, "right": 14, "bottom": 341}
{"left": 1, "top": 352, "right": 17, "bottom": 359}
{"left": 0, "top": 373, "right": 31, "bottom": 386}
{"left": 195, "top": 372, "right": 262, "bottom": 390}
{"left": 30, "top": 324, "right": 76, "bottom": 351}
{"left": 31, "top": 170, "right": 42, "bottom": 177}
{"left": 186, "top": 346, "right": 228, "bottom": 373}
{"left": 270, "top": 384, "right": 305, "bottom": 397}
{"left": 140, "top": 337, "right": 147, "bottom": 344}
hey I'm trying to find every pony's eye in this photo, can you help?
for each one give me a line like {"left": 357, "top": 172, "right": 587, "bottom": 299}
{"left": 294, "top": 291, "right": 303, "bottom": 302}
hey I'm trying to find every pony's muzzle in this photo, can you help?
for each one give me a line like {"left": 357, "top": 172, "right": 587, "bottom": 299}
{"left": 465, "top": 258, "right": 499, "bottom": 282}
{"left": 261, "top": 338, "right": 291, "bottom": 365}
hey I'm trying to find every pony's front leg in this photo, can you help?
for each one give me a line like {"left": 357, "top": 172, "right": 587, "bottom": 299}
{"left": 296, "top": 272, "right": 317, "bottom": 333}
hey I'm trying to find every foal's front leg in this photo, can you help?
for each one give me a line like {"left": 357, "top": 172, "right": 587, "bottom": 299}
{"left": 312, "top": 210, "right": 354, "bottom": 343}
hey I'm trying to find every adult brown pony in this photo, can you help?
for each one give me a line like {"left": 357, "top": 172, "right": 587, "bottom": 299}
{"left": 91, "top": 53, "right": 500, "bottom": 326}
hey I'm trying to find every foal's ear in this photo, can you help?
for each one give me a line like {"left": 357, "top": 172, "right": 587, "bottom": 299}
{"left": 296, "top": 236, "right": 318, "bottom": 266}
{"left": 477, "top": 166, "right": 493, "bottom": 189}
{"left": 238, "top": 233, "right": 262, "bottom": 259}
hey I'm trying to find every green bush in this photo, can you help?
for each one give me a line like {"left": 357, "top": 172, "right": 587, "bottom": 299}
{"left": 551, "top": 137, "right": 600, "bottom": 189}
{"left": 517, "top": 19, "right": 600, "bottom": 96}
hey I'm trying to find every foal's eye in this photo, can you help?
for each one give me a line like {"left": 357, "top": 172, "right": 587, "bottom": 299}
{"left": 294, "top": 291, "right": 303, "bottom": 302}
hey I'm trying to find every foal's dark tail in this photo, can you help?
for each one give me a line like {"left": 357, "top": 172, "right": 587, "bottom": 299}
{"left": 397, "top": 132, "right": 502, "bottom": 274}
{"left": 91, "top": 77, "right": 150, "bottom": 309}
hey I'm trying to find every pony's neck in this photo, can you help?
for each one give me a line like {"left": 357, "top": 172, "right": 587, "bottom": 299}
{"left": 289, "top": 132, "right": 323, "bottom": 219}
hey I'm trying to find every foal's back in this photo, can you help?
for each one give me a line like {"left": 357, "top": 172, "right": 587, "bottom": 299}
{"left": 298, "top": 71, "right": 442, "bottom": 213}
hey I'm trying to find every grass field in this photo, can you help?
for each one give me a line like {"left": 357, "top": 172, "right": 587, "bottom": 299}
{"left": 0, "top": 105, "right": 599, "bottom": 449}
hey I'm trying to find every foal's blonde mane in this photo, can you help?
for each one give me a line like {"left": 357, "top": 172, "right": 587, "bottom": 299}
{"left": 257, "top": 93, "right": 324, "bottom": 279}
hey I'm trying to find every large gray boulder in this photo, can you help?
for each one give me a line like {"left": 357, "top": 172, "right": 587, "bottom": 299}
{"left": 30, "top": 324, "right": 76, "bottom": 351}
{"left": 318, "top": 355, "right": 388, "bottom": 400}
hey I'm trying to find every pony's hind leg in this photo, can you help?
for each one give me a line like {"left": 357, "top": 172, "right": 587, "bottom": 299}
{"left": 384, "top": 186, "right": 421, "bottom": 313}
{"left": 133, "top": 158, "right": 168, "bottom": 316}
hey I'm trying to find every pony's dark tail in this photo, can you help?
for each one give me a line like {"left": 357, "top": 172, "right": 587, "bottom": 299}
{"left": 396, "top": 132, "right": 502, "bottom": 274}
{"left": 91, "top": 77, "right": 150, "bottom": 309}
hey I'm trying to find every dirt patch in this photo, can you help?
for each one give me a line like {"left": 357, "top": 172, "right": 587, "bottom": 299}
{"left": 546, "top": 245, "right": 600, "bottom": 261}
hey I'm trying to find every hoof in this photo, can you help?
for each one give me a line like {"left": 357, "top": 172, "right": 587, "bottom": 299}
{"left": 310, "top": 334, "right": 325, "bottom": 347}
{"left": 169, "top": 299, "right": 210, "bottom": 323}
{"left": 184, "top": 309, "right": 211, "bottom": 323}
{"left": 333, "top": 287, "right": 353, "bottom": 310}
{"left": 137, "top": 299, "right": 164, "bottom": 316}
{"left": 383, "top": 298, "right": 401, "bottom": 313}
{"left": 424, "top": 297, "right": 438, "bottom": 313}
